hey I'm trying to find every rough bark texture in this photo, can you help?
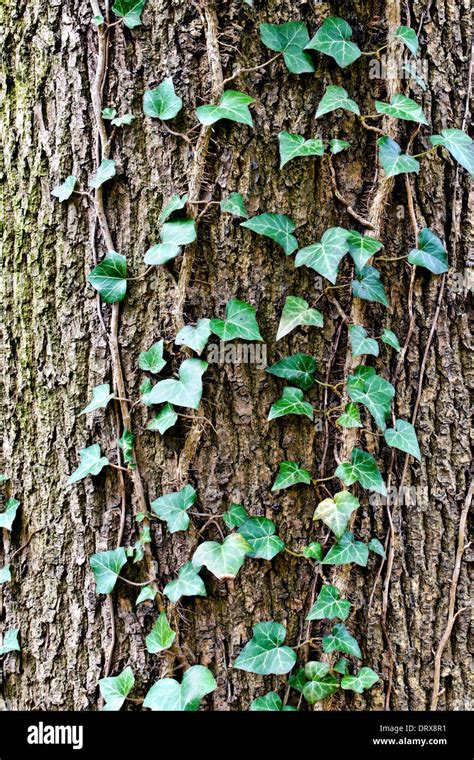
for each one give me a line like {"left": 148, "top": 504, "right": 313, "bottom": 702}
{"left": 1, "top": 0, "right": 472, "bottom": 711}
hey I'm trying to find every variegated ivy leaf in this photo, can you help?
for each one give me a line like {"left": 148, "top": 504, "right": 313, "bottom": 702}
{"left": 322, "top": 531, "right": 369, "bottom": 567}
{"left": 430, "top": 128, "right": 474, "bottom": 176}
{"left": 322, "top": 623, "right": 361, "bottom": 658}
{"left": 89, "top": 158, "right": 116, "bottom": 189}
{"left": 146, "top": 611, "right": 176, "bottom": 654}
{"left": 220, "top": 192, "right": 249, "bottom": 218}
{"left": 142, "top": 358, "right": 207, "bottom": 410}
{"left": 368, "top": 538, "right": 386, "bottom": 559}
{"left": 0, "top": 628, "right": 20, "bottom": 656}
{"left": 313, "top": 491, "right": 360, "bottom": 539}
{"left": 259, "top": 21, "right": 315, "bottom": 74}
{"left": 352, "top": 265, "right": 388, "bottom": 306}
{"left": 375, "top": 93, "right": 428, "bottom": 125}
{"left": 378, "top": 136, "right": 420, "bottom": 177}
{"left": 349, "top": 325, "right": 379, "bottom": 357}
{"left": 111, "top": 113, "right": 135, "bottom": 127}
{"left": 341, "top": 666, "right": 379, "bottom": 693}
{"left": 337, "top": 402, "right": 362, "bottom": 429}
{"left": 99, "top": 667, "right": 134, "bottom": 712}
{"left": 306, "top": 584, "right": 350, "bottom": 621}
{"left": 151, "top": 484, "right": 196, "bottom": 534}
{"left": 271, "top": 461, "right": 311, "bottom": 491}
{"left": 384, "top": 419, "right": 421, "bottom": 460}
{"left": 90, "top": 547, "right": 127, "bottom": 594}
{"left": 0, "top": 498, "right": 19, "bottom": 531}
{"left": 238, "top": 516, "right": 285, "bottom": 560}
{"left": 278, "top": 132, "right": 325, "bottom": 168}
{"left": 334, "top": 657, "right": 349, "bottom": 675}
{"left": 222, "top": 503, "right": 249, "bottom": 529}
{"left": 146, "top": 402, "right": 177, "bottom": 434}
{"left": 288, "top": 667, "right": 307, "bottom": 692}
{"left": 88, "top": 251, "right": 127, "bottom": 304}
{"left": 143, "top": 665, "right": 216, "bottom": 711}
{"left": 192, "top": 533, "right": 251, "bottom": 580}
{"left": 276, "top": 296, "right": 323, "bottom": 340}
{"left": 112, "top": 0, "right": 146, "bottom": 29}
{"left": 234, "top": 621, "right": 297, "bottom": 675}
{"left": 241, "top": 213, "right": 298, "bottom": 255}
{"left": 295, "top": 227, "right": 350, "bottom": 284}
{"left": 67, "top": 444, "right": 109, "bottom": 485}
{"left": 250, "top": 692, "right": 298, "bottom": 711}
{"left": 143, "top": 78, "right": 182, "bottom": 120}
{"left": 302, "top": 661, "right": 339, "bottom": 703}
{"left": 268, "top": 386, "right": 313, "bottom": 421}
{"left": 136, "top": 584, "right": 157, "bottom": 605}
{"left": 305, "top": 16, "right": 361, "bottom": 68}
{"left": 381, "top": 328, "right": 401, "bottom": 352}
{"left": 159, "top": 193, "right": 188, "bottom": 224}
{"left": 347, "top": 366, "right": 395, "bottom": 431}
{"left": 395, "top": 25, "right": 419, "bottom": 56}
{"left": 80, "top": 384, "right": 115, "bottom": 415}
{"left": 266, "top": 353, "right": 317, "bottom": 391}
{"left": 316, "top": 85, "right": 360, "bottom": 118}
{"left": 163, "top": 561, "right": 206, "bottom": 604}
{"left": 139, "top": 340, "right": 166, "bottom": 374}
{"left": 408, "top": 228, "right": 448, "bottom": 274}
{"left": 196, "top": 90, "right": 254, "bottom": 127}
{"left": 347, "top": 231, "right": 383, "bottom": 271}
{"left": 336, "top": 448, "right": 387, "bottom": 495}
{"left": 0, "top": 564, "right": 11, "bottom": 583}
{"left": 303, "top": 542, "right": 323, "bottom": 560}
{"left": 175, "top": 319, "right": 212, "bottom": 355}
{"left": 51, "top": 175, "right": 76, "bottom": 202}
{"left": 119, "top": 429, "right": 135, "bottom": 466}
{"left": 330, "top": 138, "right": 350, "bottom": 154}
{"left": 210, "top": 299, "right": 262, "bottom": 341}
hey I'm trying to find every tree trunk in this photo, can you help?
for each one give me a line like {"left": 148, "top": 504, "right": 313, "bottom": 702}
{"left": 1, "top": 0, "right": 471, "bottom": 711}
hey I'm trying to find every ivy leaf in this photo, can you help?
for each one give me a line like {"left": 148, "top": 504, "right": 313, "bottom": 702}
{"left": 330, "top": 138, "right": 350, "bottom": 154}
{"left": 144, "top": 217, "right": 198, "bottom": 265}
{"left": 289, "top": 667, "right": 307, "bottom": 693}
{"left": 368, "top": 538, "right": 386, "bottom": 559}
{"left": 89, "top": 158, "right": 116, "bottom": 189}
{"left": 146, "top": 611, "right": 176, "bottom": 654}
{"left": 220, "top": 192, "right": 249, "bottom": 218}
{"left": 92, "top": 14, "right": 104, "bottom": 26}
{"left": 306, "top": 584, "right": 351, "bottom": 621}
{"left": 0, "top": 498, "right": 20, "bottom": 531}
{"left": 305, "top": 16, "right": 361, "bottom": 68}
{"left": 341, "top": 667, "right": 379, "bottom": 693}
{"left": 99, "top": 666, "right": 134, "bottom": 711}
{"left": 143, "top": 78, "right": 182, "bottom": 120}
{"left": 67, "top": 444, "right": 109, "bottom": 485}
{"left": 142, "top": 358, "right": 207, "bottom": 410}
{"left": 210, "top": 299, "right": 262, "bottom": 341}
{"left": 0, "top": 629, "right": 20, "bottom": 656}
{"left": 90, "top": 547, "right": 127, "bottom": 594}
{"left": 334, "top": 657, "right": 349, "bottom": 675}
{"left": 159, "top": 193, "right": 188, "bottom": 224}
{"left": 313, "top": 491, "right": 360, "bottom": 539}
{"left": 139, "top": 340, "right": 166, "bottom": 374}
{"left": 0, "top": 564, "right": 11, "bottom": 583}
{"left": 266, "top": 353, "right": 317, "bottom": 391}
{"left": 347, "top": 366, "right": 395, "bottom": 431}
{"left": 395, "top": 25, "right": 419, "bottom": 56}
{"left": 352, "top": 265, "right": 388, "bottom": 306}
{"left": 111, "top": 113, "right": 135, "bottom": 127}
{"left": 378, "top": 136, "right": 420, "bottom": 177}
{"left": 349, "top": 325, "right": 379, "bottom": 357}
{"left": 175, "top": 319, "right": 212, "bottom": 355}
{"left": 381, "top": 328, "right": 401, "bottom": 352}
{"left": 271, "top": 461, "right": 311, "bottom": 491}
{"left": 238, "top": 516, "right": 285, "bottom": 560}
{"left": 347, "top": 231, "right": 383, "bottom": 271}
{"left": 268, "top": 386, "right": 313, "bottom": 421}
{"left": 303, "top": 542, "right": 323, "bottom": 560}
{"left": 80, "top": 383, "right": 114, "bottom": 415}
{"left": 322, "top": 531, "right": 369, "bottom": 567}
{"left": 136, "top": 585, "right": 157, "bottom": 605}
{"left": 302, "top": 662, "right": 339, "bottom": 703}
{"left": 316, "top": 85, "right": 360, "bottom": 118}
{"left": 196, "top": 90, "right": 254, "bottom": 127}
{"left": 408, "top": 227, "right": 448, "bottom": 274}
{"left": 163, "top": 561, "right": 206, "bottom": 603}
{"left": 278, "top": 132, "right": 325, "bottom": 168}
{"left": 336, "top": 448, "right": 387, "bottom": 495}
{"left": 430, "top": 128, "right": 474, "bottom": 176}
{"left": 222, "top": 503, "right": 249, "bottom": 529}
{"left": 144, "top": 243, "right": 180, "bottom": 266}
{"left": 146, "top": 403, "right": 178, "bottom": 434}
{"left": 143, "top": 665, "right": 216, "bottom": 711}
{"left": 295, "top": 227, "right": 350, "bottom": 284}
{"left": 119, "top": 429, "right": 135, "bottom": 466}
{"left": 259, "top": 21, "right": 315, "bottom": 74}
{"left": 234, "top": 621, "right": 297, "bottom": 675}
{"left": 276, "top": 296, "right": 323, "bottom": 340}
{"left": 112, "top": 0, "right": 145, "bottom": 29}
{"left": 323, "top": 623, "right": 361, "bottom": 658}
{"left": 384, "top": 419, "right": 421, "bottom": 460}
{"left": 88, "top": 251, "right": 127, "bottom": 304}
{"left": 241, "top": 213, "right": 298, "bottom": 255}
{"left": 102, "top": 107, "right": 117, "bottom": 120}
{"left": 250, "top": 692, "right": 297, "bottom": 711}
{"left": 337, "top": 402, "right": 362, "bottom": 429}
{"left": 51, "top": 175, "right": 76, "bottom": 202}
{"left": 0, "top": 474, "right": 9, "bottom": 482}
{"left": 375, "top": 93, "right": 428, "bottom": 125}
{"left": 151, "top": 484, "right": 196, "bottom": 534}
{"left": 192, "top": 533, "right": 251, "bottom": 579}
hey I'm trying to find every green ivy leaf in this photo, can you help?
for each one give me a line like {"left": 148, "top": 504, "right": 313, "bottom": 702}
{"left": 347, "top": 231, "right": 383, "bottom": 271}
{"left": 278, "top": 132, "right": 324, "bottom": 168}
{"left": 151, "top": 484, "right": 196, "bottom": 534}
{"left": 368, "top": 538, "right": 386, "bottom": 559}
{"left": 250, "top": 692, "right": 297, "bottom": 711}
{"left": 408, "top": 228, "right": 448, "bottom": 273}
{"left": 302, "top": 662, "right": 339, "bottom": 703}
{"left": 271, "top": 461, "right": 311, "bottom": 491}
{"left": 395, "top": 25, "right": 419, "bottom": 56}
{"left": 276, "top": 296, "right": 323, "bottom": 340}
{"left": 234, "top": 621, "right": 297, "bottom": 675}
{"left": 210, "top": 299, "right": 262, "bottom": 341}
{"left": 238, "top": 516, "right": 285, "bottom": 560}
{"left": 0, "top": 474, "right": 9, "bottom": 482}
{"left": 295, "top": 227, "right": 350, "bottom": 284}
{"left": 102, "top": 107, "right": 117, "bottom": 120}
{"left": 160, "top": 218, "right": 196, "bottom": 246}
{"left": 375, "top": 93, "right": 427, "bottom": 125}
{"left": 139, "top": 340, "right": 166, "bottom": 374}
{"left": 111, "top": 113, "right": 135, "bottom": 127}
{"left": 268, "top": 386, "right": 313, "bottom": 421}
{"left": 146, "top": 611, "right": 176, "bottom": 654}
{"left": 352, "top": 265, "right": 388, "bottom": 306}
{"left": 163, "top": 561, "right": 206, "bottom": 603}
{"left": 334, "top": 657, "right": 349, "bottom": 675}
{"left": 136, "top": 585, "right": 157, "bottom": 605}
{"left": 266, "top": 353, "right": 317, "bottom": 391}
{"left": 322, "top": 531, "right": 369, "bottom": 567}
{"left": 0, "top": 628, "right": 20, "bottom": 656}
{"left": 259, "top": 21, "right": 315, "bottom": 74}
{"left": 289, "top": 667, "right": 307, "bottom": 692}
{"left": 89, "top": 158, "right": 116, "bottom": 189}
{"left": 0, "top": 565, "right": 11, "bottom": 583}
{"left": 341, "top": 666, "right": 379, "bottom": 693}
{"left": 99, "top": 666, "right": 134, "bottom": 711}
{"left": 143, "top": 665, "right": 216, "bottom": 711}
{"left": 143, "top": 78, "right": 182, "bottom": 120}
{"left": 80, "top": 384, "right": 115, "bottom": 415}
{"left": 144, "top": 243, "right": 180, "bottom": 266}
{"left": 192, "top": 533, "right": 251, "bottom": 579}
{"left": 323, "top": 623, "right": 361, "bottom": 658}
{"left": 430, "top": 128, "right": 474, "bottom": 176}
{"left": 51, "top": 175, "right": 76, "bottom": 202}
{"left": 92, "top": 14, "right": 104, "bottom": 26}
{"left": 67, "top": 444, "right": 109, "bottom": 485}
{"left": 0, "top": 498, "right": 20, "bottom": 531}
{"left": 112, "top": 0, "right": 146, "bottom": 28}
{"left": 159, "top": 193, "right": 188, "bottom": 224}
{"left": 146, "top": 403, "right": 178, "bottom": 434}
{"left": 306, "top": 584, "right": 351, "bottom": 621}
{"left": 175, "top": 319, "right": 212, "bottom": 355}
{"left": 378, "top": 136, "right": 420, "bottom": 177}
{"left": 384, "top": 419, "right": 421, "bottom": 460}
{"left": 220, "top": 192, "right": 249, "bottom": 218}
{"left": 330, "top": 138, "right": 350, "bottom": 154}
{"left": 303, "top": 542, "right": 323, "bottom": 560}
{"left": 222, "top": 503, "right": 249, "bottom": 529}
{"left": 305, "top": 16, "right": 361, "bottom": 68}
{"left": 90, "top": 547, "right": 127, "bottom": 594}
{"left": 88, "top": 251, "right": 127, "bottom": 304}
{"left": 142, "top": 358, "right": 207, "bottom": 410}
{"left": 119, "top": 429, "right": 135, "bottom": 465}
{"left": 349, "top": 325, "right": 379, "bottom": 357}
{"left": 196, "top": 90, "right": 254, "bottom": 127}
{"left": 313, "top": 491, "right": 360, "bottom": 539}
{"left": 336, "top": 448, "right": 387, "bottom": 495}
{"left": 381, "top": 328, "right": 401, "bottom": 352}
{"left": 347, "top": 366, "right": 395, "bottom": 430}
{"left": 241, "top": 213, "right": 298, "bottom": 255}
{"left": 316, "top": 85, "right": 360, "bottom": 118}
{"left": 337, "top": 402, "right": 362, "bottom": 429}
